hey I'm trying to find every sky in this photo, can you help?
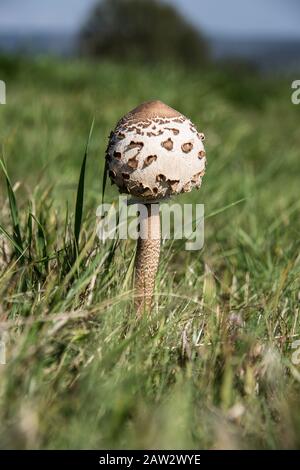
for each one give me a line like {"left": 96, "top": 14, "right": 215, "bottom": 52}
{"left": 0, "top": 0, "right": 300, "bottom": 38}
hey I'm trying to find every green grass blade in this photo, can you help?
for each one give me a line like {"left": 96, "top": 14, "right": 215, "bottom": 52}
{"left": 0, "top": 157, "right": 23, "bottom": 254}
{"left": 29, "top": 212, "right": 48, "bottom": 272}
{"left": 74, "top": 119, "right": 94, "bottom": 256}
{"left": 0, "top": 223, "right": 24, "bottom": 255}
{"left": 26, "top": 204, "right": 33, "bottom": 261}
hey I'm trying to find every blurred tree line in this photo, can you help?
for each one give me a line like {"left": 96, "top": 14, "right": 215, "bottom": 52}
{"left": 79, "top": 0, "right": 209, "bottom": 66}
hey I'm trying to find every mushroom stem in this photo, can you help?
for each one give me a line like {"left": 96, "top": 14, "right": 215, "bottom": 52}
{"left": 134, "top": 203, "right": 160, "bottom": 315}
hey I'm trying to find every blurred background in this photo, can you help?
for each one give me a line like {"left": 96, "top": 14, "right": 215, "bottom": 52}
{"left": 0, "top": 0, "right": 300, "bottom": 72}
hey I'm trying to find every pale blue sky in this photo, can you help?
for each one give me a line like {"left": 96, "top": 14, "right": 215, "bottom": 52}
{"left": 0, "top": 0, "right": 299, "bottom": 38}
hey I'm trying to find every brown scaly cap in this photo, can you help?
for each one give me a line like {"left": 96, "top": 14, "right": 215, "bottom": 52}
{"left": 116, "top": 100, "right": 183, "bottom": 128}
{"left": 129, "top": 100, "right": 181, "bottom": 119}
{"left": 107, "top": 100, "right": 206, "bottom": 201}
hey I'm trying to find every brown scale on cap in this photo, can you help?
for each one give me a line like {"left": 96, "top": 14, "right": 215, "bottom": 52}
{"left": 191, "top": 172, "right": 202, "bottom": 183}
{"left": 126, "top": 141, "right": 144, "bottom": 152}
{"left": 165, "top": 127, "right": 180, "bottom": 135}
{"left": 140, "top": 122, "right": 151, "bottom": 129}
{"left": 127, "top": 156, "right": 139, "bottom": 169}
{"left": 182, "top": 142, "right": 193, "bottom": 153}
{"left": 161, "top": 138, "right": 173, "bottom": 151}
{"left": 191, "top": 169, "right": 206, "bottom": 184}
{"left": 147, "top": 130, "right": 163, "bottom": 137}
{"left": 156, "top": 174, "right": 167, "bottom": 182}
{"left": 114, "top": 151, "right": 122, "bottom": 160}
{"left": 168, "top": 179, "right": 180, "bottom": 192}
{"left": 141, "top": 187, "right": 153, "bottom": 197}
{"left": 143, "top": 155, "right": 157, "bottom": 167}
{"left": 182, "top": 181, "right": 192, "bottom": 193}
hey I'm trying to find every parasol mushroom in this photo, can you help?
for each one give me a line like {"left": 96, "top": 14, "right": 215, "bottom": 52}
{"left": 106, "top": 100, "right": 206, "bottom": 314}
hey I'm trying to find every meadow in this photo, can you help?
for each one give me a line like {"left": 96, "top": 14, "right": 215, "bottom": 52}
{"left": 0, "top": 55, "right": 300, "bottom": 449}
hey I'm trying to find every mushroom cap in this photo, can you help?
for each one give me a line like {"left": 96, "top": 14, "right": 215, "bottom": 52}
{"left": 106, "top": 100, "right": 206, "bottom": 201}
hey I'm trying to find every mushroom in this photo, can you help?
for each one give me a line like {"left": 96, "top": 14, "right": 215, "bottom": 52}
{"left": 106, "top": 100, "right": 206, "bottom": 314}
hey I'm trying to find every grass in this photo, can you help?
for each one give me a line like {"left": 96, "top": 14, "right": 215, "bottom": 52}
{"left": 0, "top": 56, "right": 300, "bottom": 449}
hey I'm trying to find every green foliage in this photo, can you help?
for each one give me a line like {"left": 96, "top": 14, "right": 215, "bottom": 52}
{"left": 73, "top": 120, "right": 94, "bottom": 259}
{"left": 0, "top": 158, "right": 23, "bottom": 257}
{"left": 0, "top": 57, "right": 300, "bottom": 449}
{"left": 79, "top": 0, "right": 209, "bottom": 65}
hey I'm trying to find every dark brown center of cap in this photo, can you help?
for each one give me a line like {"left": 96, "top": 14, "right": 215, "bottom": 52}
{"left": 119, "top": 100, "right": 183, "bottom": 126}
